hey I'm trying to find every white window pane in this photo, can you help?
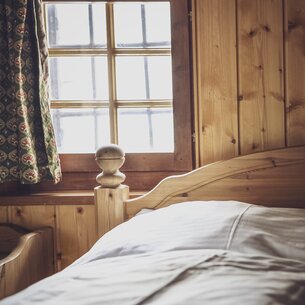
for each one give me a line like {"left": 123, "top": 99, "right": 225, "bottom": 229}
{"left": 52, "top": 108, "right": 110, "bottom": 153}
{"left": 116, "top": 56, "right": 172, "bottom": 100}
{"left": 147, "top": 56, "right": 173, "bottom": 99}
{"left": 118, "top": 108, "right": 174, "bottom": 152}
{"left": 114, "top": 2, "right": 171, "bottom": 48}
{"left": 145, "top": 3, "right": 171, "bottom": 45}
{"left": 49, "top": 57, "right": 108, "bottom": 100}
{"left": 46, "top": 3, "right": 107, "bottom": 48}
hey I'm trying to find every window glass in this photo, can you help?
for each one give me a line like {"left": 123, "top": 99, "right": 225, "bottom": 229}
{"left": 49, "top": 57, "right": 109, "bottom": 100}
{"left": 116, "top": 56, "right": 172, "bottom": 100}
{"left": 114, "top": 2, "right": 171, "bottom": 48}
{"left": 52, "top": 108, "right": 110, "bottom": 153}
{"left": 47, "top": 3, "right": 107, "bottom": 48}
{"left": 118, "top": 108, "right": 174, "bottom": 152}
{"left": 46, "top": 1, "right": 174, "bottom": 154}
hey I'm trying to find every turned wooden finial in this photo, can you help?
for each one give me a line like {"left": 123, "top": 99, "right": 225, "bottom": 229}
{"left": 95, "top": 144, "right": 126, "bottom": 188}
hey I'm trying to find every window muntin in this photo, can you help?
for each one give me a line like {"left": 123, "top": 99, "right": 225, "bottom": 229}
{"left": 46, "top": 1, "right": 174, "bottom": 153}
{"left": 41, "top": 0, "right": 192, "bottom": 190}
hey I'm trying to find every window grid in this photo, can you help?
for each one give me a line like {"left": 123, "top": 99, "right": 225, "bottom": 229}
{"left": 45, "top": 1, "right": 173, "bottom": 147}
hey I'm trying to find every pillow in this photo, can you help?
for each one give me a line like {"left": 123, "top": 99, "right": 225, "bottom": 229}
{"left": 72, "top": 200, "right": 251, "bottom": 265}
{"left": 72, "top": 200, "right": 305, "bottom": 267}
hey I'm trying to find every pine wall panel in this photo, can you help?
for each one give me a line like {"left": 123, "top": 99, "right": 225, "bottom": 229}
{"left": 285, "top": 0, "right": 305, "bottom": 146}
{"left": 194, "top": 0, "right": 305, "bottom": 165}
{"left": 238, "top": 0, "right": 285, "bottom": 155}
{"left": 195, "top": 0, "right": 239, "bottom": 165}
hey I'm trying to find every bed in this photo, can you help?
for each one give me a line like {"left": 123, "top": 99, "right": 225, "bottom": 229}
{"left": 1, "top": 145, "right": 305, "bottom": 305}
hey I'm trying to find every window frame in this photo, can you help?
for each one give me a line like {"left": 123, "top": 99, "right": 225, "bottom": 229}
{"left": 43, "top": 0, "right": 193, "bottom": 190}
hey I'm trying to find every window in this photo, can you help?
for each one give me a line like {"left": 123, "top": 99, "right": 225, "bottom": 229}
{"left": 43, "top": 0, "right": 193, "bottom": 190}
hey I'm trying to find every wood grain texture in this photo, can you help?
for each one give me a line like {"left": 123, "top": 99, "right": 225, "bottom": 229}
{"left": 238, "top": 0, "right": 285, "bottom": 154}
{"left": 0, "top": 207, "right": 8, "bottom": 223}
{"left": 125, "top": 146, "right": 305, "bottom": 218}
{"left": 56, "top": 205, "right": 97, "bottom": 269}
{"left": 8, "top": 206, "right": 56, "bottom": 230}
{"left": 196, "top": 0, "right": 238, "bottom": 165}
{"left": 0, "top": 226, "right": 54, "bottom": 299}
{"left": 95, "top": 185, "right": 129, "bottom": 237}
{"left": 285, "top": 0, "right": 305, "bottom": 146}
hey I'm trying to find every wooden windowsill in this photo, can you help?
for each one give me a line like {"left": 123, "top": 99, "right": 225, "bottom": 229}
{"left": 0, "top": 190, "right": 144, "bottom": 206}
{"left": 0, "top": 190, "right": 95, "bottom": 206}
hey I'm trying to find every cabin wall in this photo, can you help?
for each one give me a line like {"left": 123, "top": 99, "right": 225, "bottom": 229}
{"left": 1, "top": 0, "right": 305, "bottom": 270}
{"left": 0, "top": 204, "right": 97, "bottom": 271}
{"left": 193, "top": 0, "right": 305, "bottom": 166}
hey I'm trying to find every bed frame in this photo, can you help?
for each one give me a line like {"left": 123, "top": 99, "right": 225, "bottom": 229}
{"left": 94, "top": 145, "right": 305, "bottom": 237}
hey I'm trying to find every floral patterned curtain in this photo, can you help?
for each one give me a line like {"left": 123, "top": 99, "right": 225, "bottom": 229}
{"left": 0, "top": 0, "right": 61, "bottom": 184}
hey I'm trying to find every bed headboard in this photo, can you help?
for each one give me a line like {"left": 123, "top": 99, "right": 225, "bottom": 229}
{"left": 94, "top": 145, "right": 305, "bottom": 236}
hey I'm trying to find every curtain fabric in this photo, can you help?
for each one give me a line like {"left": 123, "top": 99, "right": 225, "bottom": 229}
{"left": 0, "top": 0, "right": 61, "bottom": 184}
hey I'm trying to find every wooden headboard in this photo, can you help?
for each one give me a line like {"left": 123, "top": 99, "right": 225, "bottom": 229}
{"left": 94, "top": 145, "right": 305, "bottom": 236}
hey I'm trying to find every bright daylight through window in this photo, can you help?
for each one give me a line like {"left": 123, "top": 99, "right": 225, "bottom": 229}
{"left": 45, "top": 2, "right": 174, "bottom": 153}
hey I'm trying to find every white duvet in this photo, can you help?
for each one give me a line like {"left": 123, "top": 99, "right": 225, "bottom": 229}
{"left": 1, "top": 201, "right": 305, "bottom": 305}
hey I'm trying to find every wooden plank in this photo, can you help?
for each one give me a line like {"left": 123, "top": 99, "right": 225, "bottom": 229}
{"left": 8, "top": 206, "right": 56, "bottom": 231}
{"left": 238, "top": 0, "right": 285, "bottom": 154}
{"left": 56, "top": 205, "right": 98, "bottom": 270}
{"left": 0, "top": 191, "right": 94, "bottom": 206}
{"left": 95, "top": 185, "right": 129, "bottom": 238}
{"left": 0, "top": 207, "right": 8, "bottom": 223}
{"left": 8, "top": 205, "right": 57, "bottom": 271}
{"left": 196, "top": 0, "right": 238, "bottom": 165}
{"left": 285, "top": 0, "right": 305, "bottom": 146}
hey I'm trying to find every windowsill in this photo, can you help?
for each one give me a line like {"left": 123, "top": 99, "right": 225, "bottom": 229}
{"left": 0, "top": 190, "right": 144, "bottom": 206}
{"left": 0, "top": 190, "right": 95, "bottom": 206}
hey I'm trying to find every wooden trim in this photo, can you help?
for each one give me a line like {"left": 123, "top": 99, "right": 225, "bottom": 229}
{"left": 59, "top": 152, "right": 192, "bottom": 172}
{"left": 0, "top": 191, "right": 95, "bottom": 206}
{"left": 170, "top": 0, "right": 193, "bottom": 170}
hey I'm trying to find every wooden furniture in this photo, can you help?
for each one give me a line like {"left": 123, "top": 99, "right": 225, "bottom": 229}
{"left": 94, "top": 145, "right": 305, "bottom": 236}
{"left": 0, "top": 225, "right": 54, "bottom": 299}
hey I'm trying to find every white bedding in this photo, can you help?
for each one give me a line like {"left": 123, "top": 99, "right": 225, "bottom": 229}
{"left": 1, "top": 201, "right": 305, "bottom": 305}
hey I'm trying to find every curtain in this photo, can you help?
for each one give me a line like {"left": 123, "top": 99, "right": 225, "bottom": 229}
{"left": 0, "top": 0, "right": 61, "bottom": 184}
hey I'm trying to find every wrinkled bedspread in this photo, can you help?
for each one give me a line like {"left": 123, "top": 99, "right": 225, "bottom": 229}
{"left": 2, "top": 249, "right": 305, "bottom": 305}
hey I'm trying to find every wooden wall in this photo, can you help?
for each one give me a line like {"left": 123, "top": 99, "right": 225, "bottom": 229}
{"left": 2, "top": 0, "right": 305, "bottom": 271}
{"left": 0, "top": 204, "right": 98, "bottom": 271}
{"left": 194, "top": 0, "right": 305, "bottom": 166}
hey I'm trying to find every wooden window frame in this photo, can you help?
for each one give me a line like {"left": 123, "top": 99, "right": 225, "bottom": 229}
{"left": 42, "top": 0, "right": 193, "bottom": 191}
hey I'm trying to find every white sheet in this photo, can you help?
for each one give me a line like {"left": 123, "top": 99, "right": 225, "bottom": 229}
{"left": 2, "top": 250, "right": 305, "bottom": 305}
{"left": 72, "top": 201, "right": 305, "bottom": 267}
{"left": 2, "top": 201, "right": 305, "bottom": 305}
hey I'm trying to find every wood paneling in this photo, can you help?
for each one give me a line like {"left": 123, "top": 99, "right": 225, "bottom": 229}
{"left": 196, "top": 0, "right": 238, "bottom": 165}
{"left": 238, "top": 0, "right": 285, "bottom": 154}
{"left": 0, "top": 207, "right": 8, "bottom": 223}
{"left": 8, "top": 206, "right": 56, "bottom": 230}
{"left": 285, "top": 0, "right": 305, "bottom": 146}
{"left": 56, "top": 205, "right": 97, "bottom": 269}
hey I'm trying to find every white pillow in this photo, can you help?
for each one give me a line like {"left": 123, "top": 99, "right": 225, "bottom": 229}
{"left": 72, "top": 200, "right": 305, "bottom": 267}
{"left": 72, "top": 200, "right": 251, "bottom": 265}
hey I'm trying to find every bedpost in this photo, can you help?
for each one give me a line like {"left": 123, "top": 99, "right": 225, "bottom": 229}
{"left": 94, "top": 145, "right": 129, "bottom": 237}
